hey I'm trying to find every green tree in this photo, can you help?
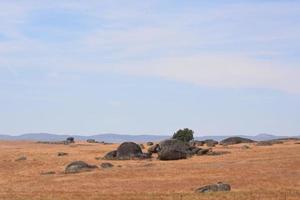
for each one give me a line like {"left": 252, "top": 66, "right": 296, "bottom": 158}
{"left": 172, "top": 128, "right": 194, "bottom": 142}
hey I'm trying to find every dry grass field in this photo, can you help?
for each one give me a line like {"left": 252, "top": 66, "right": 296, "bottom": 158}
{"left": 0, "top": 140, "right": 299, "bottom": 200}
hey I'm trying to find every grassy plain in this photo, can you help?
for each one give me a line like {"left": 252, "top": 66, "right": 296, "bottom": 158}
{"left": 0, "top": 140, "right": 299, "bottom": 200}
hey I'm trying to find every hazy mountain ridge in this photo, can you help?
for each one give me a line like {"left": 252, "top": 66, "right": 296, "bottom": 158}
{"left": 0, "top": 133, "right": 299, "bottom": 143}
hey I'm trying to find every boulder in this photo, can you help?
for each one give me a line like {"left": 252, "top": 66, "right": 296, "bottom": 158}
{"left": 220, "top": 137, "right": 254, "bottom": 145}
{"left": 157, "top": 139, "right": 190, "bottom": 160}
{"left": 65, "top": 161, "right": 97, "bottom": 173}
{"left": 196, "top": 182, "right": 231, "bottom": 193}
{"left": 103, "top": 142, "right": 152, "bottom": 160}
{"left": 116, "top": 142, "right": 143, "bottom": 160}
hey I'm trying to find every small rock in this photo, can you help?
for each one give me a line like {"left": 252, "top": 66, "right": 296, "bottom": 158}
{"left": 65, "top": 161, "right": 97, "bottom": 173}
{"left": 146, "top": 142, "right": 154, "bottom": 146}
{"left": 189, "top": 146, "right": 202, "bottom": 155}
{"left": 66, "top": 137, "right": 75, "bottom": 143}
{"left": 190, "top": 140, "right": 205, "bottom": 146}
{"left": 87, "top": 139, "right": 97, "bottom": 143}
{"left": 148, "top": 144, "right": 159, "bottom": 154}
{"left": 103, "top": 150, "right": 117, "bottom": 160}
{"left": 57, "top": 152, "right": 68, "bottom": 156}
{"left": 41, "top": 171, "right": 56, "bottom": 175}
{"left": 206, "top": 151, "right": 230, "bottom": 156}
{"left": 197, "top": 149, "right": 210, "bottom": 156}
{"left": 100, "top": 162, "right": 114, "bottom": 169}
{"left": 241, "top": 145, "right": 250, "bottom": 149}
{"left": 196, "top": 182, "right": 231, "bottom": 193}
{"left": 204, "top": 140, "right": 218, "bottom": 147}
{"left": 15, "top": 156, "right": 27, "bottom": 161}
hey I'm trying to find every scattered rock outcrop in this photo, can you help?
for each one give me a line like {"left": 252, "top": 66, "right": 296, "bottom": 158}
{"left": 220, "top": 137, "right": 255, "bottom": 145}
{"left": 65, "top": 161, "right": 97, "bottom": 174}
{"left": 195, "top": 182, "right": 231, "bottom": 193}
{"left": 38, "top": 137, "right": 75, "bottom": 145}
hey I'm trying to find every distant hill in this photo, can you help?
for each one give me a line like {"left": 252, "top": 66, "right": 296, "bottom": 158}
{"left": 0, "top": 133, "right": 299, "bottom": 143}
{"left": 0, "top": 133, "right": 169, "bottom": 143}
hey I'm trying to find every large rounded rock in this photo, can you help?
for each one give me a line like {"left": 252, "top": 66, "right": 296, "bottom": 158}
{"left": 157, "top": 139, "right": 190, "bottom": 160}
{"left": 220, "top": 137, "right": 255, "bottom": 145}
{"left": 65, "top": 161, "right": 97, "bottom": 173}
{"left": 116, "top": 142, "right": 143, "bottom": 160}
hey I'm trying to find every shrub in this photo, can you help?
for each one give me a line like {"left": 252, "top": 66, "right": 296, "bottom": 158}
{"left": 172, "top": 128, "right": 194, "bottom": 142}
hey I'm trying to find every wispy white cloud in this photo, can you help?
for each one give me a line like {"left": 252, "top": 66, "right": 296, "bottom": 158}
{"left": 0, "top": 1, "right": 300, "bottom": 93}
{"left": 118, "top": 54, "right": 300, "bottom": 93}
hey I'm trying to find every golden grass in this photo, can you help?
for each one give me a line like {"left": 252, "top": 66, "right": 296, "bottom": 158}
{"left": 0, "top": 140, "right": 299, "bottom": 200}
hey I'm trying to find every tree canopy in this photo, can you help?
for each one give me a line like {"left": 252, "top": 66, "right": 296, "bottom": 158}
{"left": 172, "top": 128, "right": 194, "bottom": 142}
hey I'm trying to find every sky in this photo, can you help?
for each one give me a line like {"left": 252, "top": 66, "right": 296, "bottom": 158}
{"left": 0, "top": 0, "right": 300, "bottom": 136}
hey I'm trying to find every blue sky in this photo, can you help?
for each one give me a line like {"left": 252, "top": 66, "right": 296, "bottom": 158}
{"left": 0, "top": 0, "right": 300, "bottom": 136}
